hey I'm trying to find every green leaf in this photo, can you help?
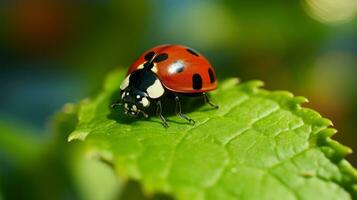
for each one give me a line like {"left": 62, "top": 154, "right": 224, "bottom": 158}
{"left": 50, "top": 104, "right": 124, "bottom": 200}
{"left": 69, "top": 69, "right": 357, "bottom": 200}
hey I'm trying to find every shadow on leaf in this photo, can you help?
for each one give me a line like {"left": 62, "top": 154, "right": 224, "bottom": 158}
{"left": 118, "top": 180, "right": 173, "bottom": 200}
{"left": 107, "top": 88, "right": 213, "bottom": 126}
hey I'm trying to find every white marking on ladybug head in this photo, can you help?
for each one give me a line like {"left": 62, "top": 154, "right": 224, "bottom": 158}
{"left": 151, "top": 64, "right": 158, "bottom": 73}
{"left": 146, "top": 79, "right": 164, "bottom": 99}
{"left": 124, "top": 103, "right": 128, "bottom": 109}
{"left": 120, "top": 75, "right": 130, "bottom": 90}
{"left": 121, "top": 92, "right": 125, "bottom": 99}
{"left": 132, "top": 105, "right": 137, "bottom": 111}
{"left": 137, "top": 63, "right": 145, "bottom": 70}
{"left": 136, "top": 95, "right": 140, "bottom": 99}
{"left": 141, "top": 97, "right": 150, "bottom": 107}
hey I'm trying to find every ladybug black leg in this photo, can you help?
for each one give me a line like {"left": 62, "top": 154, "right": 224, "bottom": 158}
{"left": 111, "top": 101, "right": 122, "bottom": 109}
{"left": 203, "top": 93, "right": 219, "bottom": 109}
{"left": 156, "top": 100, "right": 169, "bottom": 128}
{"left": 139, "top": 110, "right": 149, "bottom": 118}
{"left": 174, "top": 95, "right": 195, "bottom": 125}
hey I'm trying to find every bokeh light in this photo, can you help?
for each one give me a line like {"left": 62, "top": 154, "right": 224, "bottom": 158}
{"left": 160, "top": 1, "right": 239, "bottom": 49}
{"left": 303, "top": 0, "right": 357, "bottom": 24}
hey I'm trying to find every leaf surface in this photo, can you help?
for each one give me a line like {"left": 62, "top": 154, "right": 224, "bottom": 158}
{"left": 69, "top": 70, "right": 357, "bottom": 200}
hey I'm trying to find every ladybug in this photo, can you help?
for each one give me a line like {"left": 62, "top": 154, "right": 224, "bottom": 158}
{"left": 111, "top": 44, "right": 218, "bottom": 127}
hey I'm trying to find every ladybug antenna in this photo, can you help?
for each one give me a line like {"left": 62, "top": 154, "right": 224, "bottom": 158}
{"left": 139, "top": 109, "right": 149, "bottom": 118}
{"left": 111, "top": 101, "right": 123, "bottom": 109}
{"left": 153, "top": 53, "right": 168, "bottom": 63}
{"left": 143, "top": 52, "right": 168, "bottom": 70}
{"left": 143, "top": 51, "right": 156, "bottom": 70}
{"left": 143, "top": 58, "right": 155, "bottom": 70}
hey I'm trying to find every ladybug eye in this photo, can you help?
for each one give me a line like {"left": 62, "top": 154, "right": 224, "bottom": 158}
{"left": 136, "top": 95, "right": 141, "bottom": 99}
{"left": 126, "top": 92, "right": 130, "bottom": 96}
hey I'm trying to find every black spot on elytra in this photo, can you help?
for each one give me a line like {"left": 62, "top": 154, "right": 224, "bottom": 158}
{"left": 154, "top": 53, "right": 168, "bottom": 63}
{"left": 192, "top": 74, "right": 202, "bottom": 90}
{"left": 208, "top": 68, "right": 215, "bottom": 83}
{"left": 144, "top": 51, "right": 155, "bottom": 61}
{"left": 186, "top": 48, "right": 199, "bottom": 56}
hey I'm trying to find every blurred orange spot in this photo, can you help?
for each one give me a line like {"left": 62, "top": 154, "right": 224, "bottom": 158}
{"left": 7, "top": 0, "right": 75, "bottom": 56}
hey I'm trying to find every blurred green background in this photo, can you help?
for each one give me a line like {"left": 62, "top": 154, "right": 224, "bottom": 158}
{"left": 0, "top": 0, "right": 356, "bottom": 199}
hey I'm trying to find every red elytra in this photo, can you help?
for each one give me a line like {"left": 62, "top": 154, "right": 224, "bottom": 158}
{"left": 127, "top": 44, "right": 218, "bottom": 93}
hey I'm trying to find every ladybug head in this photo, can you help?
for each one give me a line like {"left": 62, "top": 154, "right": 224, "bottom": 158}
{"left": 112, "top": 69, "right": 165, "bottom": 118}
{"left": 119, "top": 87, "right": 151, "bottom": 118}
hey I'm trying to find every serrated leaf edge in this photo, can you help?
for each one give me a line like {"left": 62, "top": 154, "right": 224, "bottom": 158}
{"left": 68, "top": 70, "right": 357, "bottom": 198}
